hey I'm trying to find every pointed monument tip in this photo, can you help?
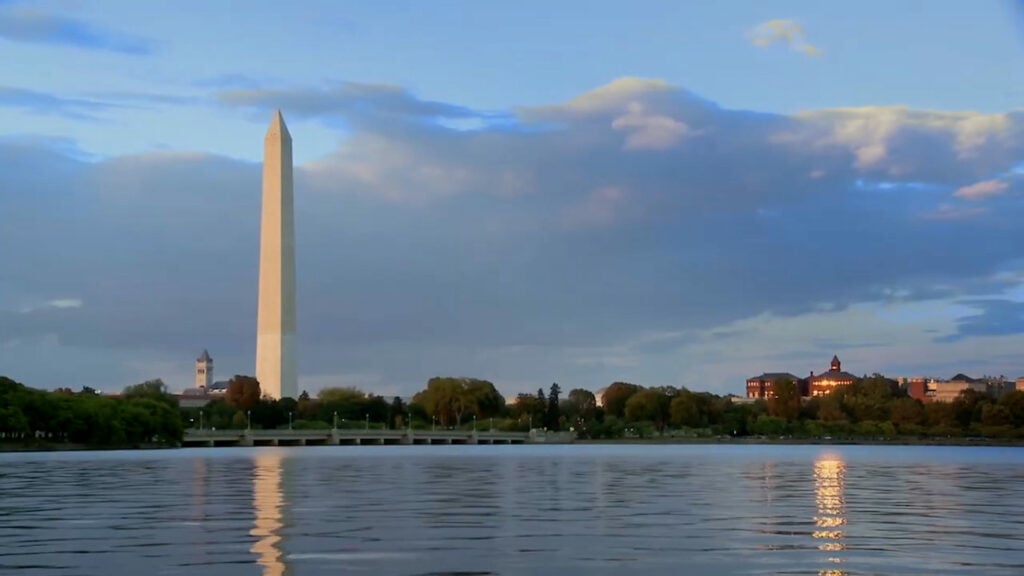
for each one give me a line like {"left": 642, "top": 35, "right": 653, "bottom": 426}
{"left": 267, "top": 109, "right": 290, "bottom": 137}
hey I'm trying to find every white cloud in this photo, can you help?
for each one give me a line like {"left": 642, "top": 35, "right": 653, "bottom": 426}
{"left": 750, "top": 19, "right": 822, "bottom": 57}
{"left": 611, "top": 102, "right": 689, "bottom": 150}
{"left": 954, "top": 179, "right": 1009, "bottom": 200}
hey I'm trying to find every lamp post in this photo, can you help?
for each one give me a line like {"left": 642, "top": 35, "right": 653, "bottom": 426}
{"left": 246, "top": 410, "right": 251, "bottom": 431}
{"left": 529, "top": 414, "right": 532, "bottom": 431}
{"left": 288, "top": 412, "right": 293, "bottom": 430}
{"left": 490, "top": 417, "right": 494, "bottom": 431}
{"left": 473, "top": 414, "right": 477, "bottom": 431}
{"left": 333, "top": 411, "right": 338, "bottom": 431}
{"left": 432, "top": 415, "right": 436, "bottom": 431}
{"left": 407, "top": 412, "right": 412, "bottom": 431}
{"left": 365, "top": 413, "right": 369, "bottom": 431}
{"left": 200, "top": 410, "right": 204, "bottom": 431}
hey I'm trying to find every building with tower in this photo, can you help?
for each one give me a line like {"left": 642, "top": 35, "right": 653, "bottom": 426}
{"left": 195, "top": 349, "right": 213, "bottom": 389}
{"left": 809, "top": 355, "right": 859, "bottom": 397}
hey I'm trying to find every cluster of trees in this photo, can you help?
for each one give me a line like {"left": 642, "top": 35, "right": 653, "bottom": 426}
{"left": 0, "top": 376, "right": 182, "bottom": 447}
{"left": 147, "top": 372, "right": 1024, "bottom": 440}
{"left": 7, "top": 370, "right": 1024, "bottom": 448}
{"left": 191, "top": 375, "right": 400, "bottom": 431}
{"left": 753, "top": 376, "right": 1024, "bottom": 439}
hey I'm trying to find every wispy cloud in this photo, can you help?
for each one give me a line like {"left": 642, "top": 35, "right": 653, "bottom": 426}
{"left": 954, "top": 179, "right": 1009, "bottom": 200}
{"left": 0, "top": 5, "right": 152, "bottom": 54}
{"left": 217, "top": 82, "right": 489, "bottom": 125}
{"left": 751, "top": 19, "right": 822, "bottom": 57}
{"left": 0, "top": 86, "right": 115, "bottom": 119}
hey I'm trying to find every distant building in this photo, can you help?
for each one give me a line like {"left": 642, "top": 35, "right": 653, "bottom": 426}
{"left": 195, "top": 349, "right": 213, "bottom": 389}
{"left": 809, "top": 356, "right": 858, "bottom": 397}
{"left": 904, "top": 377, "right": 930, "bottom": 402}
{"left": 745, "top": 372, "right": 801, "bottom": 399}
{"left": 931, "top": 374, "right": 988, "bottom": 402}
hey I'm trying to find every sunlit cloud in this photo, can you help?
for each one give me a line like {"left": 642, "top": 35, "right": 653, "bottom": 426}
{"left": 751, "top": 19, "right": 822, "bottom": 57}
{"left": 954, "top": 179, "right": 1009, "bottom": 200}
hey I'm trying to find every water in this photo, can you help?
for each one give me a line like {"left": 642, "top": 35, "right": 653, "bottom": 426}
{"left": 2, "top": 444, "right": 1024, "bottom": 575}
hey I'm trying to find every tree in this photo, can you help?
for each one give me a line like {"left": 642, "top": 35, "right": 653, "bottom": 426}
{"left": 510, "top": 393, "right": 545, "bottom": 428}
{"left": 890, "top": 397, "right": 924, "bottom": 427}
{"left": 602, "top": 382, "right": 641, "bottom": 418}
{"left": 123, "top": 379, "right": 178, "bottom": 409}
{"left": 545, "top": 383, "right": 562, "bottom": 430}
{"left": 670, "top": 390, "right": 705, "bottom": 429}
{"left": 413, "top": 377, "right": 478, "bottom": 427}
{"left": 624, "top": 388, "right": 671, "bottom": 433}
{"left": 767, "top": 379, "right": 801, "bottom": 421}
{"left": 226, "top": 375, "right": 261, "bottom": 410}
{"left": 465, "top": 379, "right": 505, "bottom": 418}
{"left": 389, "top": 396, "right": 407, "bottom": 429}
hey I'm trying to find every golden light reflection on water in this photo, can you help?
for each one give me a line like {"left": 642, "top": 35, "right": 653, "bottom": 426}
{"left": 251, "top": 452, "right": 289, "bottom": 576}
{"left": 814, "top": 453, "right": 847, "bottom": 576}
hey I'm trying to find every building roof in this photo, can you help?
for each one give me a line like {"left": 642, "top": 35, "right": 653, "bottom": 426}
{"left": 209, "top": 380, "right": 229, "bottom": 391}
{"left": 747, "top": 372, "right": 800, "bottom": 382}
{"left": 197, "top": 349, "right": 212, "bottom": 362}
{"left": 948, "top": 373, "right": 977, "bottom": 383}
{"left": 811, "top": 371, "right": 858, "bottom": 383}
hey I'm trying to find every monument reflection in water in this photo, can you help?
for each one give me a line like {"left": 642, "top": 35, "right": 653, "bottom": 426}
{"left": 251, "top": 452, "right": 289, "bottom": 576}
{"left": 813, "top": 453, "right": 847, "bottom": 576}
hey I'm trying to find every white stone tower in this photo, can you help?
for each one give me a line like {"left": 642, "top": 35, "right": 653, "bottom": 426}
{"left": 195, "top": 349, "right": 213, "bottom": 389}
{"left": 255, "top": 110, "right": 297, "bottom": 400}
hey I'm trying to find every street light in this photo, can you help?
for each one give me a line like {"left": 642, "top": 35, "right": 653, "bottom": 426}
{"left": 288, "top": 412, "right": 293, "bottom": 430}
{"left": 473, "top": 414, "right": 477, "bottom": 431}
{"left": 333, "top": 411, "right": 338, "bottom": 431}
{"left": 200, "top": 409, "right": 204, "bottom": 431}
{"left": 407, "top": 412, "right": 412, "bottom": 431}
{"left": 490, "top": 417, "right": 494, "bottom": 431}
{"left": 432, "top": 415, "right": 436, "bottom": 431}
{"left": 529, "top": 414, "right": 532, "bottom": 431}
{"left": 365, "top": 413, "right": 369, "bottom": 431}
{"left": 246, "top": 410, "right": 251, "bottom": 431}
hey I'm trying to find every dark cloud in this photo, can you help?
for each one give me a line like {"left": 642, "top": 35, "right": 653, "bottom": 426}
{"left": 938, "top": 299, "right": 1024, "bottom": 342}
{"left": 2, "top": 79, "right": 1024, "bottom": 393}
{"left": 0, "top": 5, "right": 152, "bottom": 54}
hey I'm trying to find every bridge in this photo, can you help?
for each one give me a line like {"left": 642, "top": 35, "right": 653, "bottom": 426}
{"left": 180, "top": 428, "right": 571, "bottom": 447}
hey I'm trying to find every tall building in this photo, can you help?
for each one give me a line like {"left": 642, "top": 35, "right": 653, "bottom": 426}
{"left": 195, "top": 349, "right": 213, "bottom": 389}
{"left": 255, "top": 110, "right": 298, "bottom": 400}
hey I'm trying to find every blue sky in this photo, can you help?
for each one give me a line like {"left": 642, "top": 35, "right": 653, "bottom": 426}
{"left": 1, "top": 0, "right": 1023, "bottom": 397}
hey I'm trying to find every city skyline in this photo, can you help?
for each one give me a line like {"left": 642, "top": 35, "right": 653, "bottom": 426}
{"left": 1, "top": 1, "right": 1023, "bottom": 397}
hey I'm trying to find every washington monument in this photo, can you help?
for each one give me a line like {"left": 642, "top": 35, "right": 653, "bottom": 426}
{"left": 256, "top": 110, "right": 297, "bottom": 400}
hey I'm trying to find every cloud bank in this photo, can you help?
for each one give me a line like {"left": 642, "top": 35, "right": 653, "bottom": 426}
{"left": 2, "top": 77, "right": 1024, "bottom": 393}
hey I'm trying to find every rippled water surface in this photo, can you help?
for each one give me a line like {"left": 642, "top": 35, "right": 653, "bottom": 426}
{"left": 2, "top": 444, "right": 1024, "bottom": 575}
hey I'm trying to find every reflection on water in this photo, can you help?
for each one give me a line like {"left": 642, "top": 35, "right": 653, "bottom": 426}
{"left": 2, "top": 445, "right": 1024, "bottom": 576}
{"left": 250, "top": 451, "right": 288, "bottom": 576}
{"left": 814, "top": 453, "right": 847, "bottom": 576}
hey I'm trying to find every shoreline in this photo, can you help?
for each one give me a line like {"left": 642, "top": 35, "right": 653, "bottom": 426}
{"left": 4, "top": 435, "right": 1024, "bottom": 452}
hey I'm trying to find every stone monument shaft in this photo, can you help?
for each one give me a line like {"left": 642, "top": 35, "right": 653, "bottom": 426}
{"left": 256, "top": 110, "right": 297, "bottom": 400}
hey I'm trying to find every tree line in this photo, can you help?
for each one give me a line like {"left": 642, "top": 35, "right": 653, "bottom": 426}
{"left": 0, "top": 376, "right": 182, "bottom": 447}
{"left": 6, "top": 372, "right": 1024, "bottom": 448}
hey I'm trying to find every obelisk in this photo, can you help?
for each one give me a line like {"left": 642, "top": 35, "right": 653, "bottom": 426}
{"left": 256, "top": 110, "right": 297, "bottom": 400}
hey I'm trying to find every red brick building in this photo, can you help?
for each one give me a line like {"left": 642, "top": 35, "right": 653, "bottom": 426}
{"left": 746, "top": 372, "right": 802, "bottom": 399}
{"left": 809, "top": 355, "right": 858, "bottom": 397}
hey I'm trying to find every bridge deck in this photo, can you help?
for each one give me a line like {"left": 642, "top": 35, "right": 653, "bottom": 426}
{"left": 181, "top": 429, "right": 544, "bottom": 447}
